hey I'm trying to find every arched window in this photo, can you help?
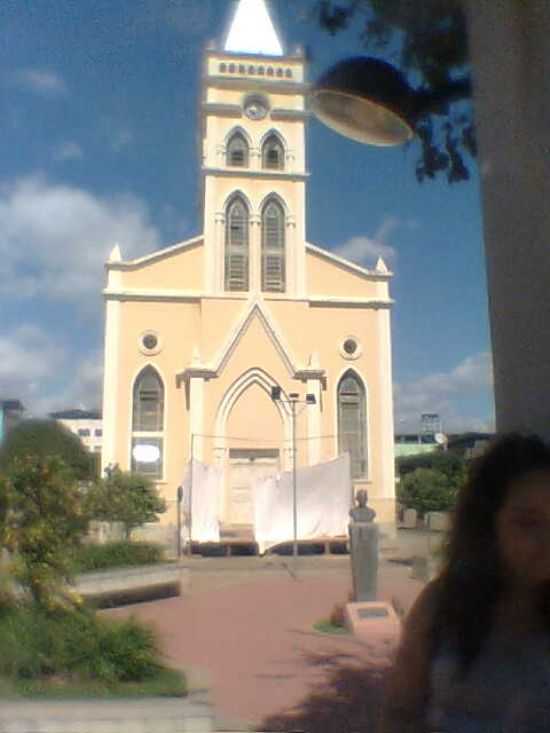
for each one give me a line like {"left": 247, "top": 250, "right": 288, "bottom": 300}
{"left": 261, "top": 199, "right": 285, "bottom": 292}
{"left": 262, "top": 134, "right": 284, "bottom": 170}
{"left": 225, "top": 197, "right": 249, "bottom": 291}
{"left": 338, "top": 371, "right": 367, "bottom": 479}
{"left": 226, "top": 132, "right": 249, "bottom": 167}
{"left": 132, "top": 366, "right": 164, "bottom": 478}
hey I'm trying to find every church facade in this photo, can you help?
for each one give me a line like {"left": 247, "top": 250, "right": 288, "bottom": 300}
{"left": 101, "top": 0, "right": 396, "bottom": 542}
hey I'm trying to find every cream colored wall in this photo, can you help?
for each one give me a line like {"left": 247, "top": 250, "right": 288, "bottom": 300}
{"left": 306, "top": 249, "right": 383, "bottom": 299}
{"left": 108, "top": 296, "right": 394, "bottom": 527}
{"left": 116, "top": 242, "right": 203, "bottom": 291}
{"left": 113, "top": 301, "right": 200, "bottom": 499}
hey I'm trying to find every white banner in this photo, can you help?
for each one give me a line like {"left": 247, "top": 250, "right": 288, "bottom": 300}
{"left": 181, "top": 458, "right": 223, "bottom": 543}
{"left": 253, "top": 453, "right": 352, "bottom": 554}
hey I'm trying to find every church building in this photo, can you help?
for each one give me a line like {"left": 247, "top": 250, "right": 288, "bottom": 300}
{"left": 101, "top": 0, "right": 396, "bottom": 545}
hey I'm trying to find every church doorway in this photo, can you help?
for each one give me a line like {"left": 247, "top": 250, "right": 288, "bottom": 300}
{"left": 226, "top": 448, "right": 280, "bottom": 525}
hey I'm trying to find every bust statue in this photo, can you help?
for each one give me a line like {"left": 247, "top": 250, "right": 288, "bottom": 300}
{"left": 349, "top": 489, "right": 376, "bottom": 522}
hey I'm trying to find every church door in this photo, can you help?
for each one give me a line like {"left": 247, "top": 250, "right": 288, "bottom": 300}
{"left": 227, "top": 448, "right": 279, "bottom": 525}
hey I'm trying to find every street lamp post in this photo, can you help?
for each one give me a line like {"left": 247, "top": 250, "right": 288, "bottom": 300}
{"left": 271, "top": 386, "right": 316, "bottom": 560}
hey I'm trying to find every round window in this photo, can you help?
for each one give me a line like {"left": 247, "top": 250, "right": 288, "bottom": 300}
{"left": 142, "top": 333, "right": 158, "bottom": 351}
{"left": 343, "top": 338, "right": 358, "bottom": 355}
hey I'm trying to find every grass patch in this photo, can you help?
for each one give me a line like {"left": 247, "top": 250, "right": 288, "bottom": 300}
{"left": 1, "top": 667, "right": 186, "bottom": 699}
{"left": 313, "top": 619, "right": 350, "bottom": 635}
{"left": 0, "top": 600, "right": 186, "bottom": 698}
{"left": 70, "top": 541, "right": 166, "bottom": 574}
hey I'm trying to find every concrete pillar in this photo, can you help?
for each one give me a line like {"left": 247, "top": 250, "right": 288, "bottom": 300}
{"left": 467, "top": 1, "right": 550, "bottom": 438}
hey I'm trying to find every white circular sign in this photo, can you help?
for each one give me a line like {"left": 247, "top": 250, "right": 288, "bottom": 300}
{"left": 434, "top": 432, "right": 447, "bottom": 445}
{"left": 132, "top": 444, "right": 160, "bottom": 463}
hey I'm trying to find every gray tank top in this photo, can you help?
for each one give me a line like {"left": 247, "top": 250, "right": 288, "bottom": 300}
{"left": 427, "top": 630, "right": 550, "bottom": 732}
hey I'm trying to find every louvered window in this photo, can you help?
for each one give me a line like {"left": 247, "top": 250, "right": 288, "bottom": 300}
{"left": 262, "top": 135, "right": 284, "bottom": 170}
{"left": 226, "top": 133, "right": 249, "bottom": 167}
{"left": 225, "top": 198, "right": 249, "bottom": 291}
{"left": 132, "top": 366, "right": 164, "bottom": 432}
{"left": 262, "top": 201, "right": 285, "bottom": 292}
{"left": 338, "top": 372, "right": 367, "bottom": 479}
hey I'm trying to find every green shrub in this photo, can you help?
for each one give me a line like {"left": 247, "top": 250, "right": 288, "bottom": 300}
{"left": 397, "top": 467, "right": 457, "bottom": 516}
{"left": 84, "top": 469, "right": 166, "bottom": 540}
{"left": 71, "top": 542, "right": 165, "bottom": 574}
{"left": 2, "top": 456, "right": 88, "bottom": 606}
{"left": 0, "top": 604, "right": 162, "bottom": 684}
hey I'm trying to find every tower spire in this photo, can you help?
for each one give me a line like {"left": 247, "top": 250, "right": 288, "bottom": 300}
{"left": 224, "top": 0, "right": 283, "bottom": 57}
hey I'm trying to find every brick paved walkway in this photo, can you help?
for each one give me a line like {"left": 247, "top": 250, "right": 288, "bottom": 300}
{"left": 108, "top": 557, "right": 424, "bottom": 730}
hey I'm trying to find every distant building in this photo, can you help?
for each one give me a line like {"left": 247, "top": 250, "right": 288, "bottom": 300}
{"left": 394, "top": 433, "right": 439, "bottom": 459}
{"left": 446, "top": 432, "right": 493, "bottom": 460}
{"left": 49, "top": 409, "right": 103, "bottom": 454}
{"left": 0, "top": 399, "right": 25, "bottom": 443}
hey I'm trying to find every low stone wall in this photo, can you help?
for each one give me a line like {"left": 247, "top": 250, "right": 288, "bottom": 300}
{"left": 0, "top": 695, "right": 214, "bottom": 733}
{"left": 75, "top": 563, "right": 189, "bottom": 608}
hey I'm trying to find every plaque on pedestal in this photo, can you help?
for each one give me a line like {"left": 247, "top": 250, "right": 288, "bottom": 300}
{"left": 344, "top": 601, "right": 401, "bottom": 651}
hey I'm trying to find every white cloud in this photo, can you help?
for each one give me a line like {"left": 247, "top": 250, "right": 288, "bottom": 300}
{"left": 0, "top": 175, "right": 161, "bottom": 307}
{"left": 10, "top": 68, "right": 67, "bottom": 96}
{"left": 54, "top": 141, "right": 83, "bottom": 161}
{"left": 0, "top": 325, "right": 68, "bottom": 417}
{"left": 334, "top": 215, "right": 399, "bottom": 268}
{"left": 394, "top": 351, "right": 495, "bottom": 433}
{"left": 0, "top": 331, "right": 104, "bottom": 419}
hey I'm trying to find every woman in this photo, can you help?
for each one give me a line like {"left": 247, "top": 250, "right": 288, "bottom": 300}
{"left": 379, "top": 434, "right": 550, "bottom": 732}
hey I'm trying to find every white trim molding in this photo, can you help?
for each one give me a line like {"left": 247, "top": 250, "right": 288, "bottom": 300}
{"left": 106, "top": 235, "right": 203, "bottom": 270}
{"left": 101, "top": 299, "right": 121, "bottom": 474}
{"left": 306, "top": 242, "right": 394, "bottom": 281}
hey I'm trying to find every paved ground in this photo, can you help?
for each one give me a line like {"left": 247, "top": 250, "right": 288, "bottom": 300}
{"left": 107, "top": 542, "right": 427, "bottom": 731}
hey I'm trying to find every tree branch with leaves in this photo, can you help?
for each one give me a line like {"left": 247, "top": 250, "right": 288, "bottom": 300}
{"left": 316, "top": 0, "right": 476, "bottom": 183}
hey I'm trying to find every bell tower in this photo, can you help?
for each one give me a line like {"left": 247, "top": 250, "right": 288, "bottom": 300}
{"left": 201, "top": 0, "right": 308, "bottom": 299}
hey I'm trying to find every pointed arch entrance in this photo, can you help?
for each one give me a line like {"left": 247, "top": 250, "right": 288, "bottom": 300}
{"left": 215, "top": 368, "right": 292, "bottom": 524}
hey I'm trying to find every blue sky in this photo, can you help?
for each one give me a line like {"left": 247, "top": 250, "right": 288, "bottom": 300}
{"left": 0, "top": 0, "right": 493, "bottom": 432}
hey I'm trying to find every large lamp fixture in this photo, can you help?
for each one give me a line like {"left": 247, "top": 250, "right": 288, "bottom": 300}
{"left": 310, "top": 57, "right": 415, "bottom": 146}
{"left": 310, "top": 56, "right": 471, "bottom": 147}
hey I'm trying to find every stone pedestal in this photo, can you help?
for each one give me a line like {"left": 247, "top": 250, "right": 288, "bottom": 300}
{"left": 349, "top": 520, "right": 379, "bottom": 602}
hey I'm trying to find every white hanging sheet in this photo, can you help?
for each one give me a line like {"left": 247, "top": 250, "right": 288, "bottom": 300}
{"left": 181, "top": 458, "right": 223, "bottom": 543}
{"left": 253, "top": 453, "right": 352, "bottom": 554}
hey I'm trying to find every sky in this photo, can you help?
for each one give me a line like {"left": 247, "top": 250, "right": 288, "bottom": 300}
{"left": 0, "top": 0, "right": 494, "bottom": 433}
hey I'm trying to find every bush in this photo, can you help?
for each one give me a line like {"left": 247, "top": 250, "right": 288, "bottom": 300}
{"left": 71, "top": 542, "right": 165, "bottom": 574}
{"left": 397, "top": 467, "right": 457, "bottom": 516}
{"left": 0, "top": 604, "right": 162, "bottom": 684}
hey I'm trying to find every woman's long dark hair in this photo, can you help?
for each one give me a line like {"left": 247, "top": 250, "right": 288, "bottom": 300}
{"left": 431, "top": 433, "right": 550, "bottom": 677}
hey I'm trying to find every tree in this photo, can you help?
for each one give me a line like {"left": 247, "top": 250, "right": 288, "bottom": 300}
{"left": 315, "top": 0, "right": 475, "bottom": 183}
{"left": 397, "top": 450, "right": 466, "bottom": 482}
{"left": 397, "top": 466, "right": 458, "bottom": 515}
{"left": 0, "top": 419, "right": 95, "bottom": 482}
{"left": 84, "top": 467, "right": 167, "bottom": 540}
{"left": 1, "top": 456, "right": 88, "bottom": 606}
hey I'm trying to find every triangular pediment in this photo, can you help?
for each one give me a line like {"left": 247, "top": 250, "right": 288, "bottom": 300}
{"left": 212, "top": 300, "right": 298, "bottom": 377}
